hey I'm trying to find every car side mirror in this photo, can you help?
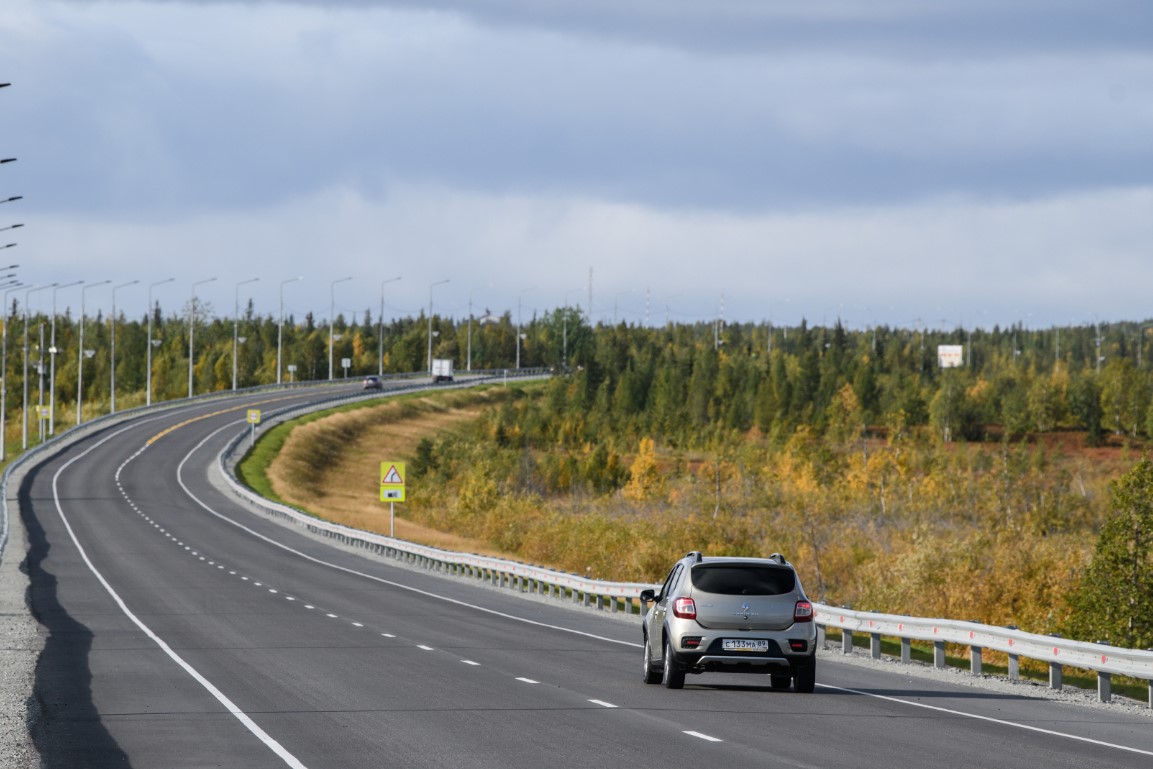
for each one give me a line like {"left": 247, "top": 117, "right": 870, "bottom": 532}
{"left": 639, "top": 588, "right": 656, "bottom": 603}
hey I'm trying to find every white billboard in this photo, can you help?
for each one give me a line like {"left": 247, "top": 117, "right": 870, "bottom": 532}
{"left": 938, "top": 345, "right": 964, "bottom": 368}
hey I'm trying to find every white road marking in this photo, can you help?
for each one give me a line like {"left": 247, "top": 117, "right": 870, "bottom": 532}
{"left": 381, "top": 633, "right": 395, "bottom": 638}
{"left": 588, "top": 699, "right": 617, "bottom": 708}
{"left": 818, "top": 684, "right": 1153, "bottom": 758}
{"left": 56, "top": 424, "right": 311, "bottom": 769}
{"left": 516, "top": 677, "right": 539, "bottom": 684}
{"left": 176, "top": 424, "right": 642, "bottom": 652}
{"left": 417, "top": 645, "right": 434, "bottom": 651}
{"left": 326, "top": 613, "right": 338, "bottom": 618}
{"left": 351, "top": 622, "right": 364, "bottom": 628}
{"left": 461, "top": 660, "right": 480, "bottom": 666}
{"left": 684, "top": 731, "right": 722, "bottom": 743}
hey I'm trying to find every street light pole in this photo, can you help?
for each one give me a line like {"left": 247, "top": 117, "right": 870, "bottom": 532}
{"left": 378, "top": 276, "right": 401, "bottom": 378}
{"left": 0, "top": 281, "right": 24, "bottom": 461}
{"left": 329, "top": 276, "right": 353, "bottom": 381}
{"left": 277, "top": 276, "right": 302, "bottom": 385}
{"left": 146, "top": 278, "right": 174, "bottom": 406}
{"left": 233, "top": 277, "right": 259, "bottom": 391}
{"left": 427, "top": 279, "right": 450, "bottom": 375}
{"left": 77, "top": 279, "right": 110, "bottom": 424}
{"left": 110, "top": 280, "right": 139, "bottom": 414}
{"left": 23, "top": 284, "right": 54, "bottom": 450}
{"left": 49, "top": 280, "right": 82, "bottom": 434}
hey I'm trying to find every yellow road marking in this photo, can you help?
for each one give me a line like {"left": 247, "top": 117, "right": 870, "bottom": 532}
{"left": 145, "top": 394, "right": 307, "bottom": 446}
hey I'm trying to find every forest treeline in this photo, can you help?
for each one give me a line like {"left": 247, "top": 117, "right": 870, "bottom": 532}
{"left": 6, "top": 295, "right": 1153, "bottom": 448}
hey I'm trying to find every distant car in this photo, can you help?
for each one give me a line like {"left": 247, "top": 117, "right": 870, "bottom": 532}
{"left": 640, "top": 551, "right": 817, "bottom": 691}
{"left": 362, "top": 375, "right": 383, "bottom": 390}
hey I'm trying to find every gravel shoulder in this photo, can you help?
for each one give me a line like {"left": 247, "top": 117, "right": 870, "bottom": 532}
{"left": 0, "top": 481, "right": 40, "bottom": 769}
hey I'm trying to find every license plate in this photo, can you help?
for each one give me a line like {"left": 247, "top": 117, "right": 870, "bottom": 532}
{"left": 723, "top": 639, "right": 769, "bottom": 652}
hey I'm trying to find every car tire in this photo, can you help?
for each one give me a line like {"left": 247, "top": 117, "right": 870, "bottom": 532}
{"left": 642, "top": 636, "right": 661, "bottom": 685}
{"left": 661, "top": 638, "right": 685, "bottom": 690}
{"left": 793, "top": 658, "right": 816, "bottom": 693}
{"left": 769, "top": 674, "right": 792, "bottom": 690}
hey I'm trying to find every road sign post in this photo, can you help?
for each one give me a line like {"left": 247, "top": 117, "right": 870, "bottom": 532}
{"left": 246, "top": 409, "right": 261, "bottom": 447}
{"left": 380, "top": 461, "right": 406, "bottom": 537}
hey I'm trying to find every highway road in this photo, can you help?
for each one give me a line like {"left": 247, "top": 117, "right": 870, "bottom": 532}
{"left": 17, "top": 385, "right": 1153, "bottom": 768}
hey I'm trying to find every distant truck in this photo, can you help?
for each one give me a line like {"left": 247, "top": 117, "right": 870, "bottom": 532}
{"left": 432, "top": 358, "right": 455, "bottom": 383}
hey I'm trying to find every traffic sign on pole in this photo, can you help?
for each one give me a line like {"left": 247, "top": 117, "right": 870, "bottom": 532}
{"left": 380, "top": 461, "right": 406, "bottom": 502}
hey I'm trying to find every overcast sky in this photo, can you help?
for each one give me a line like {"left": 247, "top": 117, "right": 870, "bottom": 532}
{"left": 2, "top": 0, "right": 1151, "bottom": 330}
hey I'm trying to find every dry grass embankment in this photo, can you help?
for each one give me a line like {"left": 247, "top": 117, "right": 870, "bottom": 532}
{"left": 267, "top": 389, "right": 526, "bottom": 559}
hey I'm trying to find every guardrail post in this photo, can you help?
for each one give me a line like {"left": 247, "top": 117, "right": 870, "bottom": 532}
{"left": 933, "top": 640, "right": 946, "bottom": 669}
{"left": 611, "top": 597, "right": 618, "bottom": 614}
{"left": 870, "top": 632, "right": 882, "bottom": 660}
{"left": 900, "top": 637, "right": 910, "bottom": 663}
{"left": 971, "top": 646, "right": 982, "bottom": 676}
{"left": 1098, "top": 671, "right": 1111, "bottom": 703}
{"left": 842, "top": 629, "right": 853, "bottom": 654}
{"left": 816, "top": 625, "right": 826, "bottom": 649}
{"left": 595, "top": 595, "right": 604, "bottom": 611}
{"left": 584, "top": 592, "right": 592, "bottom": 608}
{"left": 1049, "top": 662, "right": 1063, "bottom": 690}
{"left": 1008, "top": 653, "right": 1019, "bottom": 680}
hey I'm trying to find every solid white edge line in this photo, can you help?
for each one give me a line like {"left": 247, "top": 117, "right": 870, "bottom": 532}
{"left": 817, "top": 684, "right": 1153, "bottom": 758}
{"left": 684, "top": 731, "right": 722, "bottom": 743}
{"left": 588, "top": 699, "right": 617, "bottom": 708}
{"left": 53, "top": 421, "right": 310, "bottom": 769}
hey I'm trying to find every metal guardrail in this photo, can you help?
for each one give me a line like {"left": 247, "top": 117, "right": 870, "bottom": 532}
{"left": 0, "top": 368, "right": 547, "bottom": 566}
{"left": 218, "top": 372, "right": 656, "bottom": 614}
{"left": 816, "top": 606, "right": 1153, "bottom": 706}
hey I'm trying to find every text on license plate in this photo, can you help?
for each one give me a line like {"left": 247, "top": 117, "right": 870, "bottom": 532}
{"left": 723, "top": 639, "right": 770, "bottom": 652}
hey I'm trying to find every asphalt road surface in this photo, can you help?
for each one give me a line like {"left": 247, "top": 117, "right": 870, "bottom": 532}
{"left": 19, "top": 386, "right": 1153, "bottom": 768}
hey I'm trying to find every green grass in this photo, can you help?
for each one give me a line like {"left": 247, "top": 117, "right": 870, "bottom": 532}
{"left": 822, "top": 628, "right": 1150, "bottom": 702}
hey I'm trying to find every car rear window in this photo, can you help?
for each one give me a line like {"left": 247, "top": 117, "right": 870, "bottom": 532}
{"left": 691, "top": 564, "right": 796, "bottom": 596}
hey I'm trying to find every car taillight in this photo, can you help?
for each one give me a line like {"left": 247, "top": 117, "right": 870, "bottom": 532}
{"left": 673, "top": 597, "right": 697, "bottom": 619}
{"left": 794, "top": 600, "right": 814, "bottom": 623}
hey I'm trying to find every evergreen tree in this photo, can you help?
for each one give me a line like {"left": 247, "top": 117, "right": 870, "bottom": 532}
{"left": 1066, "top": 457, "right": 1153, "bottom": 648}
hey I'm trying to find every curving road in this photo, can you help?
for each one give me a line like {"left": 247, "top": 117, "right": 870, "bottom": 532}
{"left": 18, "top": 386, "right": 1153, "bottom": 768}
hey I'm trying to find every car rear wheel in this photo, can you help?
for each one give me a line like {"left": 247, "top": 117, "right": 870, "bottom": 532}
{"left": 793, "top": 658, "right": 816, "bottom": 693}
{"left": 661, "top": 638, "right": 685, "bottom": 689}
{"left": 642, "top": 636, "right": 661, "bottom": 684}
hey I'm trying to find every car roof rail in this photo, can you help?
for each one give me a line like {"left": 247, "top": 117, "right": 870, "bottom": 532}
{"left": 686, "top": 550, "right": 704, "bottom": 563}
{"left": 769, "top": 552, "right": 788, "bottom": 564}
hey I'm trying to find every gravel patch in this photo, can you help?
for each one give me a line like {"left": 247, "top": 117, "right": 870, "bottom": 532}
{"left": 0, "top": 488, "right": 41, "bottom": 769}
{"left": 818, "top": 639, "right": 1153, "bottom": 718}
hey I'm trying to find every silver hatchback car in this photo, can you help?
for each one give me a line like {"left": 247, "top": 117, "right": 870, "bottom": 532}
{"left": 640, "top": 551, "right": 817, "bottom": 691}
